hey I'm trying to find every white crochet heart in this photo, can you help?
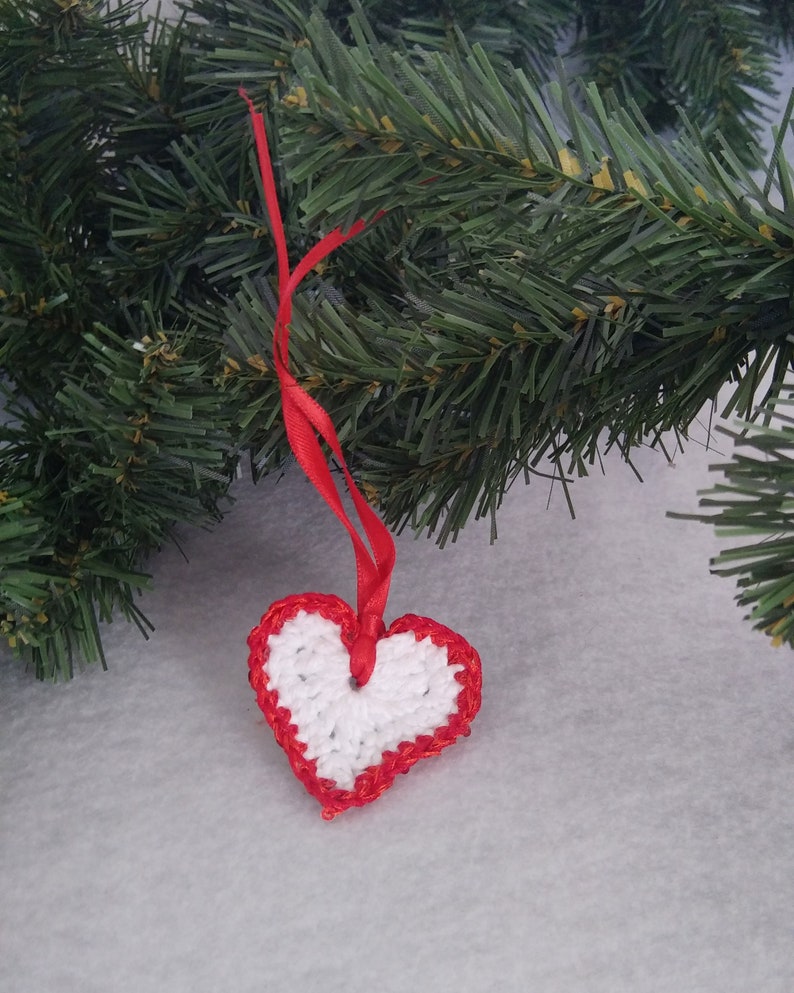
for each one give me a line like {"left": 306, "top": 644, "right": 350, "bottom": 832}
{"left": 264, "top": 609, "right": 464, "bottom": 790}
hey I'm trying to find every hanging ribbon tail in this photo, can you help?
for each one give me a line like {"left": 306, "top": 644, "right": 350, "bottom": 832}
{"left": 241, "top": 88, "right": 395, "bottom": 687}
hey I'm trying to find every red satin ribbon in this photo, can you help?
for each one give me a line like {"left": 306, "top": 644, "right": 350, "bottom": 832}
{"left": 241, "top": 88, "right": 395, "bottom": 687}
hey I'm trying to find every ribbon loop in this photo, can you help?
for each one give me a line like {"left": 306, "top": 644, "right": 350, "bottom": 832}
{"left": 241, "top": 88, "right": 395, "bottom": 686}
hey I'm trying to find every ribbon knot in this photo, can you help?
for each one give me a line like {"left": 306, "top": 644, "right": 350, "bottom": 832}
{"left": 241, "top": 88, "right": 395, "bottom": 687}
{"left": 349, "top": 612, "right": 387, "bottom": 687}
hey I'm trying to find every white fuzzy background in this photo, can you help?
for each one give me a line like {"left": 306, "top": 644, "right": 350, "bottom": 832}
{"left": 2, "top": 6, "right": 794, "bottom": 993}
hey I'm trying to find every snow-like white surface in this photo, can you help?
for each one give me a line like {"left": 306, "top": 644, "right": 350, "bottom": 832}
{"left": 2, "top": 13, "right": 794, "bottom": 993}
{"left": 264, "top": 610, "right": 462, "bottom": 789}
{"left": 3, "top": 445, "right": 794, "bottom": 993}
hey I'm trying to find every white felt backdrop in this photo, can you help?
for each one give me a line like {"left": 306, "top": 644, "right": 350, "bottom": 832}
{"left": 2, "top": 9, "right": 794, "bottom": 993}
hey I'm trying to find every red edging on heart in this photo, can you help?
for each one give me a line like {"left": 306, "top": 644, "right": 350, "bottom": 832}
{"left": 247, "top": 592, "right": 482, "bottom": 820}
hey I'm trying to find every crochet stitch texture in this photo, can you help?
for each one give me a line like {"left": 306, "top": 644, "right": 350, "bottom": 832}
{"left": 266, "top": 610, "right": 464, "bottom": 789}
{"left": 248, "top": 593, "right": 481, "bottom": 818}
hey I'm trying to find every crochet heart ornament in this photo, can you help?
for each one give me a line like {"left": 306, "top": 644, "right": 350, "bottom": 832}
{"left": 248, "top": 594, "right": 481, "bottom": 820}
{"left": 241, "top": 90, "right": 481, "bottom": 818}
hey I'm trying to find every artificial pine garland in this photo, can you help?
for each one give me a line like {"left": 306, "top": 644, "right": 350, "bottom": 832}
{"left": 2, "top": 0, "right": 794, "bottom": 676}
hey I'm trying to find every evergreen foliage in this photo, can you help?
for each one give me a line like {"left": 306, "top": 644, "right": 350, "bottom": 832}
{"left": 0, "top": 0, "right": 237, "bottom": 676}
{"left": 2, "top": 0, "right": 794, "bottom": 675}
{"left": 673, "top": 395, "right": 794, "bottom": 649}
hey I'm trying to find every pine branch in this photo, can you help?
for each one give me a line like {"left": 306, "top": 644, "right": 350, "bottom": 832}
{"left": 759, "top": 0, "right": 794, "bottom": 48}
{"left": 571, "top": 0, "right": 778, "bottom": 158}
{"left": 0, "top": 323, "right": 236, "bottom": 678}
{"left": 4, "top": 0, "right": 794, "bottom": 672}
{"left": 671, "top": 390, "right": 794, "bottom": 649}
{"left": 1, "top": 1, "right": 239, "bottom": 675}
{"left": 210, "top": 12, "right": 793, "bottom": 538}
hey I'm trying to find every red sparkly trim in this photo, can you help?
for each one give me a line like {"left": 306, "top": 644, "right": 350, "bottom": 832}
{"left": 247, "top": 593, "right": 482, "bottom": 820}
